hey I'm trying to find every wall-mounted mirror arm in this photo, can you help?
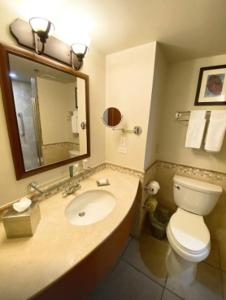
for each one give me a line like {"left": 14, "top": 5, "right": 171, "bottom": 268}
{"left": 102, "top": 107, "right": 142, "bottom": 135}
{"left": 113, "top": 126, "right": 142, "bottom": 135}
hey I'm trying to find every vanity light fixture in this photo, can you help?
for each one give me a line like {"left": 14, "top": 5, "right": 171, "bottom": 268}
{"left": 71, "top": 35, "right": 91, "bottom": 70}
{"left": 10, "top": 18, "right": 90, "bottom": 67}
{"left": 71, "top": 43, "right": 88, "bottom": 70}
{"left": 29, "top": 17, "right": 55, "bottom": 55}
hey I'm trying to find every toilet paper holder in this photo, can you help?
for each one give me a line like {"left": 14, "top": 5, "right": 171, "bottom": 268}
{"left": 144, "top": 181, "right": 160, "bottom": 195}
{"left": 144, "top": 186, "right": 154, "bottom": 193}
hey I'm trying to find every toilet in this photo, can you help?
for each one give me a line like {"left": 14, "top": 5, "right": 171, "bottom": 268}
{"left": 166, "top": 175, "right": 222, "bottom": 284}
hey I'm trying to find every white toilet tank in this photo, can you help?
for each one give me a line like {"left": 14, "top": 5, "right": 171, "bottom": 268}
{"left": 173, "top": 175, "right": 222, "bottom": 216}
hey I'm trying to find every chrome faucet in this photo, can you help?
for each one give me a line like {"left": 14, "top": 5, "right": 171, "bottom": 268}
{"left": 62, "top": 165, "right": 81, "bottom": 197}
{"left": 62, "top": 181, "right": 81, "bottom": 197}
{"left": 28, "top": 182, "right": 44, "bottom": 195}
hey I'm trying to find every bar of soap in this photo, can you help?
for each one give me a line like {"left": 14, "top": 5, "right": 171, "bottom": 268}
{"left": 96, "top": 178, "right": 110, "bottom": 186}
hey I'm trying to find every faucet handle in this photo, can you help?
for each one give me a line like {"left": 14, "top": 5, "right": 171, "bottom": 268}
{"left": 28, "top": 182, "right": 43, "bottom": 194}
{"left": 28, "top": 182, "right": 38, "bottom": 191}
{"left": 62, "top": 182, "right": 81, "bottom": 197}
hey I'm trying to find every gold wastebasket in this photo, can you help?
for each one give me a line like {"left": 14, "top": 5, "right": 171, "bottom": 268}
{"left": 2, "top": 202, "right": 41, "bottom": 238}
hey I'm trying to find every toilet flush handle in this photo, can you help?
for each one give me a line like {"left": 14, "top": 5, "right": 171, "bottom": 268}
{"left": 174, "top": 184, "right": 181, "bottom": 190}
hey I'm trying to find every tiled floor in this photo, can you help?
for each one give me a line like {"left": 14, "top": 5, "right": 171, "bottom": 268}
{"left": 88, "top": 233, "right": 225, "bottom": 300}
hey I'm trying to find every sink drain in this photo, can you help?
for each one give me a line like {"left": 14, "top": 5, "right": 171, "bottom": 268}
{"left": 78, "top": 211, "right": 86, "bottom": 217}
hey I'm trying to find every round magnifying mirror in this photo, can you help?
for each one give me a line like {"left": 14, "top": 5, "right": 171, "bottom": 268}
{"left": 102, "top": 107, "right": 122, "bottom": 127}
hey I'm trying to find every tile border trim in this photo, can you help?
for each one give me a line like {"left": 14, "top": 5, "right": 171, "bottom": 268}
{"left": 0, "top": 162, "right": 144, "bottom": 212}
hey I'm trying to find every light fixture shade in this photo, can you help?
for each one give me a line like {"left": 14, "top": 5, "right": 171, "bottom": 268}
{"left": 71, "top": 33, "right": 91, "bottom": 55}
{"left": 29, "top": 17, "right": 55, "bottom": 37}
{"left": 71, "top": 43, "right": 87, "bottom": 55}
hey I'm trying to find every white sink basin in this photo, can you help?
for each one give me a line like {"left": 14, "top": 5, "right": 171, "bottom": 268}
{"left": 65, "top": 190, "right": 116, "bottom": 225}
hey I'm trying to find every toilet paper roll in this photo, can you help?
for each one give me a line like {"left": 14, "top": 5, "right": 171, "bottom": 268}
{"left": 147, "top": 181, "right": 160, "bottom": 195}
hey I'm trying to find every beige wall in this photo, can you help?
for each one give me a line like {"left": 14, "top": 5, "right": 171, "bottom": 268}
{"left": 144, "top": 44, "right": 167, "bottom": 169}
{"left": 42, "top": 142, "right": 75, "bottom": 165}
{"left": 0, "top": 10, "right": 106, "bottom": 205}
{"left": 105, "top": 42, "right": 157, "bottom": 172}
{"left": 37, "top": 77, "right": 76, "bottom": 144}
{"left": 158, "top": 53, "right": 226, "bottom": 173}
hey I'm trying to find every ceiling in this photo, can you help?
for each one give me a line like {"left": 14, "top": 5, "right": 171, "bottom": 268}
{"left": 2, "top": 0, "right": 226, "bottom": 62}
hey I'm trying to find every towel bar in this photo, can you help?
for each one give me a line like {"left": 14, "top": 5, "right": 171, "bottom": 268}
{"left": 175, "top": 110, "right": 211, "bottom": 121}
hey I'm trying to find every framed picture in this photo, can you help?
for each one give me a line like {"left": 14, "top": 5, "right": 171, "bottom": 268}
{"left": 195, "top": 65, "right": 226, "bottom": 105}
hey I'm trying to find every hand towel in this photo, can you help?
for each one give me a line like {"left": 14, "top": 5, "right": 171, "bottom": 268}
{"left": 185, "top": 110, "right": 207, "bottom": 149}
{"left": 71, "top": 110, "right": 78, "bottom": 133}
{"left": 204, "top": 110, "right": 226, "bottom": 152}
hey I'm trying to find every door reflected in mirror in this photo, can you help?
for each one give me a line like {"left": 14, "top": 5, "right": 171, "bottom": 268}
{"left": 9, "top": 53, "right": 88, "bottom": 172}
{"left": 102, "top": 107, "right": 122, "bottom": 127}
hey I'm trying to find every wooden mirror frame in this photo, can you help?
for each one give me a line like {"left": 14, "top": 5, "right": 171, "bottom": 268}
{"left": 0, "top": 44, "right": 90, "bottom": 180}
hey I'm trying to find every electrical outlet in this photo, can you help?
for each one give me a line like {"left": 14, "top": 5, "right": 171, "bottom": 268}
{"left": 118, "top": 146, "right": 127, "bottom": 154}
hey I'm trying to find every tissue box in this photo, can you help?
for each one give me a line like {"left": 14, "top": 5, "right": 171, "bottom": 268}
{"left": 2, "top": 202, "right": 40, "bottom": 238}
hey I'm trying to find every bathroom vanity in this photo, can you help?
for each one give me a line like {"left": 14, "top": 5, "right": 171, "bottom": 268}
{"left": 0, "top": 42, "right": 142, "bottom": 300}
{"left": 0, "top": 168, "right": 140, "bottom": 300}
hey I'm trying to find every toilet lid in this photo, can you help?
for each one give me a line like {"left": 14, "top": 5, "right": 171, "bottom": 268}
{"left": 169, "top": 208, "right": 210, "bottom": 253}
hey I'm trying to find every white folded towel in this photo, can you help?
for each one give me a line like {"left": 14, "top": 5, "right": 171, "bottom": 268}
{"left": 185, "top": 110, "right": 207, "bottom": 149}
{"left": 204, "top": 110, "right": 226, "bottom": 152}
{"left": 13, "top": 197, "right": 32, "bottom": 213}
{"left": 71, "top": 110, "right": 78, "bottom": 133}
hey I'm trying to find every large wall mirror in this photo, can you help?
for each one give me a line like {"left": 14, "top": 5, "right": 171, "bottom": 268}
{"left": 0, "top": 44, "right": 90, "bottom": 179}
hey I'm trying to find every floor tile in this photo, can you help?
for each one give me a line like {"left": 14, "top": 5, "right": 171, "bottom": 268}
{"left": 222, "top": 272, "right": 226, "bottom": 300}
{"left": 88, "top": 260, "right": 163, "bottom": 300}
{"left": 218, "top": 233, "right": 226, "bottom": 272}
{"left": 119, "top": 236, "right": 131, "bottom": 257}
{"left": 122, "top": 234, "right": 168, "bottom": 286}
{"left": 166, "top": 262, "right": 223, "bottom": 300}
{"left": 162, "top": 289, "right": 183, "bottom": 300}
{"left": 204, "top": 239, "right": 220, "bottom": 269}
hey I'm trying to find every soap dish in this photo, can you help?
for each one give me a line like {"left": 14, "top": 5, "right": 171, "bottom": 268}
{"left": 96, "top": 179, "right": 110, "bottom": 186}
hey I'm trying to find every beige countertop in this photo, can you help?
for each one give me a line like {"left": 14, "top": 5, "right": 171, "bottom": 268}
{"left": 0, "top": 168, "right": 140, "bottom": 300}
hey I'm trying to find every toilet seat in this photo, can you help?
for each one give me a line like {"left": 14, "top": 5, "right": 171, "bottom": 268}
{"left": 167, "top": 208, "right": 210, "bottom": 262}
